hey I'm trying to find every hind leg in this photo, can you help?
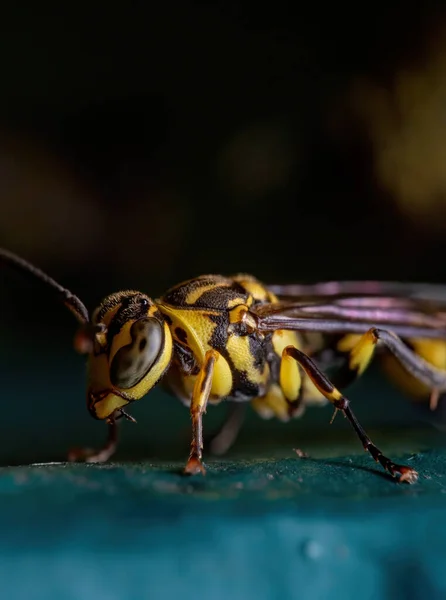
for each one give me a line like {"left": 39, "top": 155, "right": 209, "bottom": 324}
{"left": 207, "top": 403, "right": 247, "bottom": 456}
{"left": 279, "top": 344, "right": 418, "bottom": 483}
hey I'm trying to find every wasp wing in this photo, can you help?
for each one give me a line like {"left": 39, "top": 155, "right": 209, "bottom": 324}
{"left": 268, "top": 280, "right": 446, "bottom": 303}
{"left": 253, "top": 285, "right": 446, "bottom": 339}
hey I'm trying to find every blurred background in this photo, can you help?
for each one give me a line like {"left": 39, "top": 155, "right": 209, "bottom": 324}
{"left": 2, "top": 3, "right": 446, "bottom": 464}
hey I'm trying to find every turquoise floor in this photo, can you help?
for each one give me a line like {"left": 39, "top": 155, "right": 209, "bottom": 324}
{"left": 2, "top": 444, "right": 446, "bottom": 600}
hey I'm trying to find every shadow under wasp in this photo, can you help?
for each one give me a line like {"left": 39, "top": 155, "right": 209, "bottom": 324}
{"left": 3, "top": 248, "right": 446, "bottom": 483}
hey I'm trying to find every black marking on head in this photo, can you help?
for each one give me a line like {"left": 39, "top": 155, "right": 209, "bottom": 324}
{"left": 175, "top": 327, "right": 188, "bottom": 343}
{"left": 106, "top": 294, "right": 151, "bottom": 350}
{"left": 94, "top": 291, "right": 137, "bottom": 324}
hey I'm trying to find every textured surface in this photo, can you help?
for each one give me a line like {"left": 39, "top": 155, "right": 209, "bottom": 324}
{"left": 2, "top": 447, "right": 446, "bottom": 600}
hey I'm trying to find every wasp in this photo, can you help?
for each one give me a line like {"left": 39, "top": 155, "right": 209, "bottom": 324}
{"left": 3, "top": 248, "right": 446, "bottom": 483}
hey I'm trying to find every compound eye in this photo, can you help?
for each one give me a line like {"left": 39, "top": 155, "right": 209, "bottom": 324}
{"left": 110, "top": 318, "right": 164, "bottom": 389}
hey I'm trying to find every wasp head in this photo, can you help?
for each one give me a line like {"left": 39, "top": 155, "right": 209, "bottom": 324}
{"left": 85, "top": 291, "right": 173, "bottom": 421}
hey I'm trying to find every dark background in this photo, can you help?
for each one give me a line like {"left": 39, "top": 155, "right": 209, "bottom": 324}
{"left": 2, "top": 3, "right": 446, "bottom": 464}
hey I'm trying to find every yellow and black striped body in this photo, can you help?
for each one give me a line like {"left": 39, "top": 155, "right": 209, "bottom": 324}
{"left": 157, "top": 274, "right": 316, "bottom": 417}
{"left": 2, "top": 245, "right": 439, "bottom": 481}
{"left": 327, "top": 332, "right": 446, "bottom": 406}
{"left": 381, "top": 338, "right": 446, "bottom": 403}
{"left": 78, "top": 271, "right": 439, "bottom": 484}
{"left": 85, "top": 273, "right": 446, "bottom": 427}
{"left": 83, "top": 274, "right": 324, "bottom": 425}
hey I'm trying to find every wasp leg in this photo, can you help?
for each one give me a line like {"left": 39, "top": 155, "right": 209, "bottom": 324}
{"left": 67, "top": 421, "right": 119, "bottom": 463}
{"left": 184, "top": 349, "right": 219, "bottom": 475}
{"left": 280, "top": 345, "right": 419, "bottom": 483}
{"left": 207, "top": 403, "right": 246, "bottom": 456}
{"left": 371, "top": 328, "right": 446, "bottom": 391}
{"left": 252, "top": 383, "right": 306, "bottom": 421}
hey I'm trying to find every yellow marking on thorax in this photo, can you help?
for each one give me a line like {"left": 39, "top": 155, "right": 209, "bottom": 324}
{"left": 185, "top": 282, "right": 228, "bottom": 305}
{"left": 180, "top": 353, "right": 233, "bottom": 401}
{"left": 158, "top": 303, "right": 233, "bottom": 399}
{"left": 228, "top": 297, "right": 250, "bottom": 309}
{"left": 233, "top": 276, "right": 276, "bottom": 303}
{"left": 158, "top": 304, "right": 217, "bottom": 358}
{"left": 226, "top": 335, "right": 270, "bottom": 387}
{"left": 229, "top": 304, "right": 249, "bottom": 324}
{"left": 243, "top": 282, "right": 269, "bottom": 302}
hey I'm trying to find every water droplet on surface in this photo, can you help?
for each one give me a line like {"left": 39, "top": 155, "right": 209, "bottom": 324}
{"left": 301, "top": 539, "right": 323, "bottom": 560}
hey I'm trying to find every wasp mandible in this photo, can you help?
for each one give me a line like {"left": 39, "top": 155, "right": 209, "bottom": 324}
{"left": 3, "top": 247, "right": 446, "bottom": 483}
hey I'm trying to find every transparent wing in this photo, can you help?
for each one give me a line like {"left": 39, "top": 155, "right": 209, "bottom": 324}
{"left": 268, "top": 280, "right": 446, "bottom": 303}
{"left": 253, "top": 282, "right": 446, "bottom": 339}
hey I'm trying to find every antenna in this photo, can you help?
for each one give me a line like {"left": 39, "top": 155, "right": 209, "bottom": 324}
{"left": 0, "top": 248, "right": 90, "bottom": 325}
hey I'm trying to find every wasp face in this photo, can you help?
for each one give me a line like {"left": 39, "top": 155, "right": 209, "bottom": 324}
{"left": 87, "top": 291, "right": 173, "bottom": 420}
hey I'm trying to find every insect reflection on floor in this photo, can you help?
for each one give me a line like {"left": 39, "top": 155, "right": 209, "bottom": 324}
{"left": 4, "top": 247, "right": 446, "bottom": 483}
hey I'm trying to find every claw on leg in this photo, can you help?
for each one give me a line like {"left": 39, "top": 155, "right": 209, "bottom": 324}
{"left": 184, "top": 455, "right": 206, "bottom": 475}
{"left": 396, "top": 466, "right": 419, "bottom": 484}
{"left": 366, "top": 441, "right": 418, "bottom": 484}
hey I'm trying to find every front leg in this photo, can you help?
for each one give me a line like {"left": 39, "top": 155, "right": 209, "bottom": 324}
{"left": 68, "top": 403, "right": 136, "bottom": 464}
{"left": 184, "top": 349, "right": 220, "bottom": 475}
{"left": 68, "top": 421, "right": 119, "bottom": 463}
